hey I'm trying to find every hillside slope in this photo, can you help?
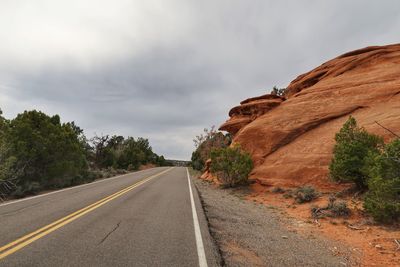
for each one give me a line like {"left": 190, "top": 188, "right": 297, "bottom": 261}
{"left": 220, "top": 44, "right": 400, "bottom": 190}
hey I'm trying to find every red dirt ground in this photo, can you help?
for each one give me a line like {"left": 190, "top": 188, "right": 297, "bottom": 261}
{"left": 247, "top": 182, "right": 400, "bottom": 267}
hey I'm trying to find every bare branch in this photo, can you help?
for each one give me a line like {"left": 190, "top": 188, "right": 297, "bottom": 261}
{"left": 374, "top": 121, "right": 400, "bottom": 138}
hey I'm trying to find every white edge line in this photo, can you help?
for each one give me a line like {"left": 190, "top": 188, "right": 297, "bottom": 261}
{"left": 0, "top": 168, "right": 160, "bottom": 207}
{"left": 186, "top": 167, "right": 208, "bottom": 267}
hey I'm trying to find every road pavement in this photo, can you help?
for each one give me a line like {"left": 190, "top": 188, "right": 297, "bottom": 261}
{"left": 0, "top": 167, "right": 219, "bottom": 266}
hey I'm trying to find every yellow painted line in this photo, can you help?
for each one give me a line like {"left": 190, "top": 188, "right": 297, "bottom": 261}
{"left": 0, "top": 173, "right": 154, "bottom": 253}
{"left": 0, "top": 168, "right": 173, "bottom": 260}
{"left": 0, "top": 178, "right": 144, "bottom": 253}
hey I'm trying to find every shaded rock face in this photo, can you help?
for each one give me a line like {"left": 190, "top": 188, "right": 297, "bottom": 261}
{"left": 219, "top": 44, "right": 400, "bottom": 190}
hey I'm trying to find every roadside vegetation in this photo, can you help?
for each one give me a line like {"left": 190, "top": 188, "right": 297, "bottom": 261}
{"left": 275, "top": 186, "right": 320, "bottom": 203}
{"left": 330, "top": 116, "right": 400, "bottom": 223}
{"left": 311, "top": 196, "right": 351, "bottom": 219}
{"left": 190, "top": 126, "right": 231, "bottom": 171}
{"left": 329, "top": 116, "right": 383, "bottom": 190}
{"left": 0, "top": 109, "right": 170, "bottom": 199}
{"left": 268, "top": 116, "right": 400, "bottom": 224}
{"left": 190, "top": 127, "right": 253, "bottom": 187}
{"left": 293, "top": 186, "right": 319, "bottom": 203}
{"left": 210, "top": 144, "right": 253, "bottom": 187}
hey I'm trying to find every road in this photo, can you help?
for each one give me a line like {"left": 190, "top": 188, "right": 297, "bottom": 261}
{"left": 0, "top": 167, "right": 219, "bottom": 266}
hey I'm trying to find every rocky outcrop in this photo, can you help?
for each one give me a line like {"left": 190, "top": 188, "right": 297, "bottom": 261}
{"left": 219, "top": 44, "right": 400, "bottom": 190}
{"left": 200, "top": 159, "right": 219, "bottom": 184}
{"left": 219, "top": 94, "right": 284, "bottom": 135}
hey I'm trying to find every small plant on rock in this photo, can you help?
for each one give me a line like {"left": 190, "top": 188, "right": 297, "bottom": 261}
{"left": 270, "top": 86, "right": 286, "bottom": 97}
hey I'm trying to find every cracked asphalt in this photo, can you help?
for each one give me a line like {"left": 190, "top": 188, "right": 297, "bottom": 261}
{"left": 0, "top": 167, "right": 220, "bottom": 267}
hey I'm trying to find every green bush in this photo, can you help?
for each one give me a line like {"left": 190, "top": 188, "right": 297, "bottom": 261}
{"left": 0, "top": 108, "right": 166, "bottom": 198}
{"left": 294, "top": 186, "right": 318, "bottom": 203}
{"left": 270, "top": 86, "right": 286, "bottom": 97}
{"left": 4, "top": 110, "right": 89, "bottom": 193}
{"left": 190, "top": 150, "right": 204, "bottom": 171}
{"left": 364, "top": 139, "right": 400, "bottom": 223}
{"left": 210, "top": 145, "right": 253, "bottom": 187}
{"left": 11, "top": 182, "right": 41, "bottom": 198}
{"left": 328, "top": 116, "right": 400, "bottom": 223}
{"left": 329, "top": 116, "right": 383, "bottom": 189}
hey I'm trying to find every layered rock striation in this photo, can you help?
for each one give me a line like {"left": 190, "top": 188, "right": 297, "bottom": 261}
{"left": 219, "top": 44, "right": 400, "bottom": 190}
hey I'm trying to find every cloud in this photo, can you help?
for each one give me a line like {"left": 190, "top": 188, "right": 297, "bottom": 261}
{"left": 1, "top": 0, "right": 399, "bottom": 159}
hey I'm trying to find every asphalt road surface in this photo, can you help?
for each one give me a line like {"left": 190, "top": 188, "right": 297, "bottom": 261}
{"left": 0, "top": 167, "right": 219, "bottom": 267}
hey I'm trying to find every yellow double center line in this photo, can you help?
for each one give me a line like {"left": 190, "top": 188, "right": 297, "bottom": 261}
{"left": 0, "top": 168, "right": 173, "bottom": 260}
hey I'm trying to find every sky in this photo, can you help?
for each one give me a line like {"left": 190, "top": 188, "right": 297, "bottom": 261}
{"left": 0, "top": 1, "right": 400, "bottom": 160}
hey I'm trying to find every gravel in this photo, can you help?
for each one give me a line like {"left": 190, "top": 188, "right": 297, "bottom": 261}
{"left": 193, "top": 179, "right": 351, "bottom": 267}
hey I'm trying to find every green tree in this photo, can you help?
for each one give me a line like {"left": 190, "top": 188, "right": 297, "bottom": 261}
{"left": 191, "top": 127, "right": 231, "bottom": 171}
{"left": 116, "top": 137, "right": 142, "bottom": 169}
{"left": 91, "top": 134, "right": 125, "bottom": 169}
{"left": 364, "top": 139, "right": 400, "bottom": 223}
{"left": 0, "top": 108, "right": 167, "bottom": 198}
{"left": 5, "top": 110, "right": 88, "bottom": 194}
{"left": 210, "top": 144, "right": 253, "bottom": 187}
{"left": 329, "top": 116, "right": 383, "bottom": 189}
{"left": 90, "top": 134, "right": 166, "bottom": 170}
{"left": 190, "top": 150, "right": 204, "bottom": 171}
{"left": 0, "top": 109, "right": 19, "bottom": 198}
{"left": 154, "top": 155, "right": 170, "bottom": 166}
{"left": 271, "top": 86, "right": 286, "bottom": 97}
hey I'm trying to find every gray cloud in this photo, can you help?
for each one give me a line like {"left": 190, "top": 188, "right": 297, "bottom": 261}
{"left": 1, "top": 0, "right": 400, "bottom": 159}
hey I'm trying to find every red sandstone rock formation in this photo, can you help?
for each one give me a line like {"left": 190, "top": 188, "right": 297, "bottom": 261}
{"left": 219, "top": 44, "right": 400, "bottom": 190}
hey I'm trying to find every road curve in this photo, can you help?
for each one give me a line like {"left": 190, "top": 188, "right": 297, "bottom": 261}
{"left": 0, "top": 167, "right": 219, "bottom": 266}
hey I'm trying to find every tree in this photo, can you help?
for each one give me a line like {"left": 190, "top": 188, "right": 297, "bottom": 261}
{"left": 154, "top": 155, "right": 170, "bottom": 166}
{"left": 0, "top": 110, "right": 19, "bottom": 198}
{"left": 270, "top": 86, "right": 286, "bottom": 97}
{"left": 329, "top": 116, "right": 383, "bottom": 189}
{"left": 90, "top": 134, "right": 111, "bottom": 168}
{"left": 65, "top": 121, "right": 92, "bottom": 164}
{"left": 0, "top": 108, "right": 168, "bottom": 198}
{"left": 90, "top": 134, "right": 166, "bottom": 170}
{"left": 116, "top": 137, "right": 145, "bottom": 170}
{"left": 210, "top": 144, "right": 253, "bottom": 187}
{"left": 191, "top": 150, "right": 204, "bottom": 171}
{"left": 4, "top": 110, "right": 88, "bottom": 194}
{"left": 191, "top": 127, "right": 231, "bottom": 171}
{"left": 364, "top": 139, "right": 400, "bottom": 223}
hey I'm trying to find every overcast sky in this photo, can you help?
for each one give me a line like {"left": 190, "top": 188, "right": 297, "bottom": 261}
{"left": 0, "top": 0, "right": 399, "bottom": 160}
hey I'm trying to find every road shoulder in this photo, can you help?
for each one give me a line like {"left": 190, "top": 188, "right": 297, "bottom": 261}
{"left": 193, "top": 178, "right": 352, "bottom": 267}
{"left": 188, "top": 169, "right": 223, "bottom": 267}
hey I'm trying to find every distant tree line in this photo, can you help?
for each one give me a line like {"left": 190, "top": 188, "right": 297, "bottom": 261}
{"left": 0, "top": 109, "right": 170, "bottom": 199}
{"left": 90, "top": 134, "right": 168, "bottom": 170}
